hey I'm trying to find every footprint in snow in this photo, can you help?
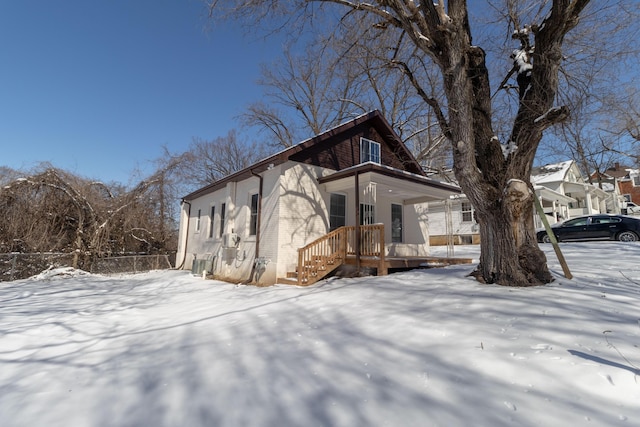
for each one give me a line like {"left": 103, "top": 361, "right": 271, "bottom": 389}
{"left": 531, "top": 344, "right": 553, "bottom": 353}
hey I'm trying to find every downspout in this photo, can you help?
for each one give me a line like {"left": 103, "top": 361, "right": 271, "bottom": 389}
{"left": 245, "top": 169, "right": 263, "bottom": 283}
{"left": 175, "top": 199, "right": 191, "bottom": 269}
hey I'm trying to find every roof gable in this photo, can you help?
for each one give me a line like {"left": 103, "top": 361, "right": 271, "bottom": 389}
{"left": 532, "top": 160, "right": 583, "bottom": 184}
{"left": 287, "top": 111, "right": 424, "bottom": 175}
{"left": 184, "top": 111, "right": 424, "bottom": 200}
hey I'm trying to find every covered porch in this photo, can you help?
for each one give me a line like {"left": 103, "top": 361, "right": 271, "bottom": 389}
{"left": 319, "top": 162, "right": 462, "bottom": 254}
{"left": 281, "top": 224, "right": 473, "bottom": 286}
{"left": 280, "top": 164, "right": 471, "bottom": 285}
{"left": 534, "top": 186, "right": 576, "bottom": 227}
{"left": 562, "top": 182, "right": 609, "bottom": 217}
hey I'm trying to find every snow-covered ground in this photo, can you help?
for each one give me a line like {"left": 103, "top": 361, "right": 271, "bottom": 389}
{"left": 1, "top": 243, "right": 638, "bottom": 427}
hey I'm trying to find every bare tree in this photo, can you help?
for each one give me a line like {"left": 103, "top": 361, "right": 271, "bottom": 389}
{"left": 597, "top": 87, "right": 640, "bottom": 166}
{"left": 0, "top": 166, "right": 21, "bottom": 187}
{"left": 210, "top": 0, "right": 639, "bottom": 286}
{"left": 172, "top": 130, "right": 269, "bottom": 190}
{"left": 244, "top": 21, "right": 452, "bottom": 170}
{"left": 242, "top": 45, "right": 363, "bottom": 148}
{"left": 0, "top": 166, "right": 177, "bottom": 267}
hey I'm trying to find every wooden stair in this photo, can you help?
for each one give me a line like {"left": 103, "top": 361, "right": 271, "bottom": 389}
{"left": 283, "top": 254, "right": 342, "bottom": 285}
{"left": 283, "top": 224, "right": 384, "bottom": 286}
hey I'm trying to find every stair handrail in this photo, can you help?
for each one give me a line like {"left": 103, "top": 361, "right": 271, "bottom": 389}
{"left": 297, "top": 226, "right": 348, "bottom": 286}
{"left": 296, "top": 224, "right": 384, "bottom": 286}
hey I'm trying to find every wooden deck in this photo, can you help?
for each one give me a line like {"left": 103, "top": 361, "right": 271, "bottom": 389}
{"left": 344, "top": 255, "right": 474, "bottom": 270}
{"left": 278, "top": 254, "right": 474, "bottom": 285}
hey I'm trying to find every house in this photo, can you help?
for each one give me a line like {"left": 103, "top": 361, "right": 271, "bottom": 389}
{"left": 426, "top": 160, "right": 611, "bottom": 244}
{"left": 531, "top": 160, "right": 611, "bottom": 225}
{"left": 590, "top": 162, "right": 640, "bottom": 214}
{"left": 175, "top": 111, "right": 463, "bottom": 286}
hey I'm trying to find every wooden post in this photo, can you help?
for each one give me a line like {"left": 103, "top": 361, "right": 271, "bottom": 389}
{"left": 378, "top": 224, "right": 387, "bottom": 275}
{"left": 534, "top": 195, "right": 572, "bottom": 279}
{"left": 297, "top": 249, "right": 303, "bottom": 286}
{"left": 354, "top": 171, "right": 361, "bottom": 273}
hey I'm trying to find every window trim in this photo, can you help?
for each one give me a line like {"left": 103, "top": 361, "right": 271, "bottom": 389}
{"left": 219, "top": 202, "right": 226, "bottom": 237}
{"left": 208, "top": 206, "right": 215, "bottom": 238}
{"left": 249, "top": 193, "right": 259, "bottom": 236}
{"left": 461, "top": 202, "right": 474, "bottom": 222}
{"left": 329, "top": 193, "right": 347, "bottom": 231}
{"left": 391, "top": 203, "right": 403, "bottom": 243}
{"left": 195, "top": 209, "right": 201, "bottom": 232}
{"left": 360, "top": 137, "right": 381, "bottom": 164}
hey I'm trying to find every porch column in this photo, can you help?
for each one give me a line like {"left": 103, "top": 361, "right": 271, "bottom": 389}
{"left": 584, "top": 185, "right": 594, "bottom": 214}
{"left": 354, "top": 171, "right": 360, "bottom": 272}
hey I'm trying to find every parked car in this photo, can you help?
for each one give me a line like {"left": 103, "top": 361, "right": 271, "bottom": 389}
{"left": 537, "top": 214, "right": 640, "bottom": 243}
{"left": 622, "top": 201, "right": 640, "bottom": 215}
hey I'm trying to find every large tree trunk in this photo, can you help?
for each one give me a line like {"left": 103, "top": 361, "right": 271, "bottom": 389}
{"left": 472, "top": 180, "right": 552, "bottom": 285}
{"left": 439, "top": 5, "right": 555, "bottom": 286}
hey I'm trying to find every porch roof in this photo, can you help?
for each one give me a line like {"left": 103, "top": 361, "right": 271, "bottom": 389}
{"left": 534, "top": 185, "right": 576, "bottom": 204}
{"left": 318, "top": 162, "right": 461, "bottom": 205}
{"left": 563, "top": 182, "right": 609, "bottom": 198}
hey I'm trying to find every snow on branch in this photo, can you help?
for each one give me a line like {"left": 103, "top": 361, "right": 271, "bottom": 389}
{"left": 501, "top": 141, "right": 518, "bottom": 159}
{"left": 534, "top": 106, "right": 570, "bottom": 128}
{"left": 512, "top": 48, "right": 533, "bottom": 75}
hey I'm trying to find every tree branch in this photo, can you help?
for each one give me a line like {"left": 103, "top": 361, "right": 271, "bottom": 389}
{"left": 389, "top": 59, "right": 451, "bottom": 140}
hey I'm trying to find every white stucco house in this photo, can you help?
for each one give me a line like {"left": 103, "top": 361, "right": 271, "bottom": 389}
{"left": 531, "top": 160, "right": 612, "bottom": 227}
{"left": 426, "top": 160, "right": 612, "bottom": 244}
{"left": 176, "top": 111, "right": 462, "bottom": 285}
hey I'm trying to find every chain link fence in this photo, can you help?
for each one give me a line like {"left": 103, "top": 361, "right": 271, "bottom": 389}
{"left": 89, "top": 254, "right": 172, "bottom": 275}
{"left": 0, "top": 253, "right": 174, "bottom": 282}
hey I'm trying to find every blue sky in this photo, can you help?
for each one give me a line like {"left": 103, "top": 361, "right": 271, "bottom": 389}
{"left": 0, "top": 0, "right": 282, "bottom": 184}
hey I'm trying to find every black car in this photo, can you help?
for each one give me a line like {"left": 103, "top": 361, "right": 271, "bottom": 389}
{"left": 537, "top": 214, "right": 640, "bottom": 243}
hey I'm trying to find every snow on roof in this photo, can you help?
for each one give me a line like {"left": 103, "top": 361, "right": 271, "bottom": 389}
{"left": 531, "top": 160, "right": 573, "bottom": 184}
{"left": 600, "top": 182, "right": 615, "bottom": 192}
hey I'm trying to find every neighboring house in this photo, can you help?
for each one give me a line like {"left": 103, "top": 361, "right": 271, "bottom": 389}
{"left": 176, "top": 111, "right": 462, "bottom": 285}
{"left": 531, "top": 160, "right": 611, "bottom": 225}
{"left": 591, "top": 162, "right": 640, "bottom": 214}
{"left": 426, "top": 196, "right": 480, "bottom": 246}
{"left": 427, "top": 160, "right": 611, "bottom": 244}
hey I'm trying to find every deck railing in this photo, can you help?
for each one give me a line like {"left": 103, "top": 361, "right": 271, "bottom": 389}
{"left": 296, "top": 224, "right": 384, "bottom": 285}
{"left": 345, "top": 224, "right": 384, "bottom": 256}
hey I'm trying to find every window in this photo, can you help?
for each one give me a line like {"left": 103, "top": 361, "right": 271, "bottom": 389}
{"left": 592, "top": 216, "right": 620, "bottom": 225}
{"left": 208, "top": 206, "right": 215, "bottom": 238}
{"left": 360, "top": 137, "right": 381, "bottom": 164}
{"left": 461, "top": 202, "right": 474, "bottom": 222}
{"left": 195, "top": 209, "right": 201, "bottom": 232}
{"left": 391, "top": 204, "right": 403, "bottom": 243}
{"left": 633, "top": 175, "right": 640, "bottom": 186}
{"left": 329, "top": 193, "right": 346, "bottom": 231}
{"left": 564, "top": 217, "right": 587, "bottom": 227}
{"left": 360, "top": 203, "right": 375, "bottom": 225}
{"left": 250, "top": 194, "right": 259, "bottom": 236}
{"left": 219, "top": 203, "right": 226, "bottom": 237}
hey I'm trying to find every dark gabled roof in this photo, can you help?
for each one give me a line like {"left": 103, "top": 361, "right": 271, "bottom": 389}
{"left": 183, "top": 110, "right": 426, "bottom": 201}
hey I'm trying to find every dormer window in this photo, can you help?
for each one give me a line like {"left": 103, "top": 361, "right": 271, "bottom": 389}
{"left": 360, "top": 137, "right": 381, "bottom": 164}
